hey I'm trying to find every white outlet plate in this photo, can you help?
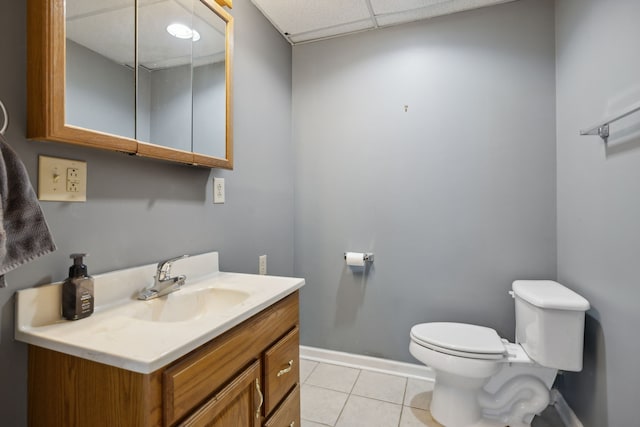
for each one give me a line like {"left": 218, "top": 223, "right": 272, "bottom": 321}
{"left": 213, "top": 177, "right": 225, "bottom": 204}
{"left": 259, "top": 255, "right": 267, "bottom": 275}
{"left": 38, "top": 155, "right": 87, "bottom": 202}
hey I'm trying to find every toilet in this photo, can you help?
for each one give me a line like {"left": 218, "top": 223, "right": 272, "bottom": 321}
{"left": 409, "top": 280, "right": 589, "bottom": 427}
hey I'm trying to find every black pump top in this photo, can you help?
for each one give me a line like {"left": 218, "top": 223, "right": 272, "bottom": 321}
{"left": 69, "top": 253, "right": 88, "bottom": 278}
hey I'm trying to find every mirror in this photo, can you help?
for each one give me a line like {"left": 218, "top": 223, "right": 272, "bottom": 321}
{"left": 137, "top": 0, "right": 229, "bottom": 162}
{"left": 65, "top": 0, "right": 136, "bottom": 139}
{"left": 27, "top": 0, "right": 233, "bottom": 169}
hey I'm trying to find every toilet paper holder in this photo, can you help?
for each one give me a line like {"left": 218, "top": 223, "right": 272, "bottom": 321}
{"left": 343, "top": 252, "right": 374, "bottom": 263}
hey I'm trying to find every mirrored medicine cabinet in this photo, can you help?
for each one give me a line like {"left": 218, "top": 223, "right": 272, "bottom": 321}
{"left": 27, "top": 0, "right": 234, "bottom": 168}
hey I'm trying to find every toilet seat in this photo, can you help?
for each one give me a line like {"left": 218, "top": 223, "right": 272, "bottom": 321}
{"left": 410, "top": 322, "right": 506, "bottom": 360}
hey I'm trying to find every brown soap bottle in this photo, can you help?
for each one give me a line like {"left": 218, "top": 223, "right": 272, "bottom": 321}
{"left": 62, "top": 253, "right": 94, "bottom": 321}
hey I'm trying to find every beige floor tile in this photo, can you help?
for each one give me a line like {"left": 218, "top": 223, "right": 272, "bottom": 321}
{"left": 305, "top": 363, "right": 361, "bottom": 393}
{"left": 301, "top": 419, "right": 333, "bottom": 427}
{"left": 301, "top": 384, "right": 349, "bottom": 426}
{"left": 300, "top": 358, "right": 319, "bottom": 384}
{"left": 404, "top": 377, "right": 435, "bottom": 410}
{"left": 351, "top": 370, "right": 407, "bottom": 404}
{"left": 399, "top": 405, "right": 444, "bottom": 427}
{"left": 335, "top": 395, "right": 402, "bottom": 427}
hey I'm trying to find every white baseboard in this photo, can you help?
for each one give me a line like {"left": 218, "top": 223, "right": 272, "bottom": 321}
{"left": 299, "top": 345, "right": 435, "bottom": 381}
{"left": 550, "top": 389, "right": 584, "bottom": 427}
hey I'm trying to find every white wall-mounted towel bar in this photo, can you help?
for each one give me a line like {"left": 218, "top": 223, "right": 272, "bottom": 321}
{"left": 580, "top": 100, "right": 640, "bottom": 143}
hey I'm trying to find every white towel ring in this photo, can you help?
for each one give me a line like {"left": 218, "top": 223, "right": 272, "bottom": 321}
{"left": 0, "top": 100, "right": 8, "bottom": 135}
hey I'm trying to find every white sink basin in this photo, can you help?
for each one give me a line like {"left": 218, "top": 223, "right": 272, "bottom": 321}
{"left": 131, "top": 288, "right": 250, "bottom": 323}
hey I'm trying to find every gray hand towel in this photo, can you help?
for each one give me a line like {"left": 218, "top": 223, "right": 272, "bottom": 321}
{"left": 0, "top": 134, "right": 56, "bottom": 287}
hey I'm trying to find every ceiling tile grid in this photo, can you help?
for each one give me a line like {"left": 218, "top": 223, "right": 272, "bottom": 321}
{"left": 252, "top": 0, "right": 518, "bottom": 44}
{"left": 370, "top": 0, "right": 452, "bottom": 15}
{"left": 67, "top": 0, "right": 225, "bottom": 70}
{"left": 376, "top": 0, "right": 513, "bottom": 26}
{"left": 252, "top": 0, "right": 373, "bottom": 36}
{"left": 289, "top": 19, "right": 373, "bottom": 44}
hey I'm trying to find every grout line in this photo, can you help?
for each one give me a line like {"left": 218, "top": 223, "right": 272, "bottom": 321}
{"left": 331, "top": 364, "right": 361, "bottom": 426}
{"left": 301, "top": 361, "right": 434, "bottom": 427}
{"left": 302, "top": 382, "right": 350, "bottom": 395}
{"left": 300, "top": 417, "right": 333, "bottom": 427}
{"left": 301, "top": 359, "right": 320, "bottom": 385}
{"left": 348, "top": 367, "right": 362, "bottom": 394}
{"left": 400, "top": 375, "right": 409, "bottom": 409}
{"left": 332, "top": 394, "right": 349, "bottom": 426}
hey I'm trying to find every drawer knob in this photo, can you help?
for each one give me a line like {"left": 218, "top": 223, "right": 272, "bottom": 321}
{"left": 289, "top": 422, "right": 295, "bottom": 427}
{"left": 277, "top": 360, "right": 294, "bottom": 377}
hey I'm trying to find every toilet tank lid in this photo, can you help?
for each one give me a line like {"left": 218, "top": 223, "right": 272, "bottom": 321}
{"left": 512, "top": 280, "right": 590, "bottom": 311}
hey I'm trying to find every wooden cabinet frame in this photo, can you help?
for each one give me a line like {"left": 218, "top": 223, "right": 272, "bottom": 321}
{"left": 27, "top": 0, "right": 234, "bottom": 169}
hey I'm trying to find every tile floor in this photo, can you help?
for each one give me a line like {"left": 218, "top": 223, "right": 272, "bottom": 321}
{"left": 299, "top": 358, "right": 565, "bottom": 427}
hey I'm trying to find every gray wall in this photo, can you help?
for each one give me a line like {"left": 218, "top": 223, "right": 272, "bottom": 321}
{"left": 0, "top": 1, "right": 293, "bottom": 425}
{"left": 193, "top": 61, "right": 226, "bottom": 158}
{"left": 149, "top": 61, "right": 227, "bottom": 156}
{"left": 293, "top": 0, "right": 556, "bottom": 362}
{"left": 149, "top": 63, "right": 192, "bottom": 152}
{"left": 67, "top": 40, "right": 226, "bottom": 157}
{"left": 555, "top": 0, "right": 640, "bottom": 426}
{"left": 66, "top": 40, "right": 136, "bottom": 138}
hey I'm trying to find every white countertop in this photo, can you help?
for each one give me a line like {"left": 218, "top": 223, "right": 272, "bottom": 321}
{"left": 15, "top": 252, "right": 304, "bottom": 373}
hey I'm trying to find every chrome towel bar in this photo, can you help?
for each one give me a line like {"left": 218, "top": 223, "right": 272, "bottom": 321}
{"left": 580, "top": 100, "right": 640, "bottom": 143}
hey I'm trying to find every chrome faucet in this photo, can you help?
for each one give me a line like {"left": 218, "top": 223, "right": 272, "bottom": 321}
{"left": 137, "top": 255, "right": 189, "bottom": 300}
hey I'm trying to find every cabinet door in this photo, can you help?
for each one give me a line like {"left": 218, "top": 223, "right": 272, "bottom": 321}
{"left": 178, "top": 360, "right": 262, "bottom": 427}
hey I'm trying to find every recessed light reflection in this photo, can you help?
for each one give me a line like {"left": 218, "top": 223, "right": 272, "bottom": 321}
{"left": 166, "top": 23, "right": 201, "bottom": 41}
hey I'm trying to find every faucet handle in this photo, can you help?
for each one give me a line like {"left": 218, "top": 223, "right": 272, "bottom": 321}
{"left": 156, "top": 254, "right": 189, "bottom": 280}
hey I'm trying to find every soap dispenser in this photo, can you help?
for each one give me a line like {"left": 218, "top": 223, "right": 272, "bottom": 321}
{"left": 62, "top": 253, "right": 94, "bottom": 320}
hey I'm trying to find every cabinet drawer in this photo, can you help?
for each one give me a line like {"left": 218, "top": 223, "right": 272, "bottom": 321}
{"left": 164, "top": 292, "right": 299, "bottom": 426}
{"left": 264, "top": 327, "right": 299, "bottom": 415}
{"left": 264, "top": 385, "right": 300, "bottom": 427}
{"left": 178, "top": 360, "right": 261, "bottom": 427}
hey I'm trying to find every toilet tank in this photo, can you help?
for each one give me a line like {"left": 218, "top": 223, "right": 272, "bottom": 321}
{"left": 512, "top": 280, "right": 590, "bottom": 371}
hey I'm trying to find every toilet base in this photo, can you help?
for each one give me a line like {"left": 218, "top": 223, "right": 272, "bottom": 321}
{"left": 430, "top": 373, "right": 493, "bottom": 427}
{"left": 431, "top": 381, "right": 508, "bottom": 427}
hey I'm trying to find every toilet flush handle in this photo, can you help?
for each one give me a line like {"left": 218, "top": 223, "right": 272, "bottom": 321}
{"left": 508, "top": 291, "right": 515, "bottom": 299}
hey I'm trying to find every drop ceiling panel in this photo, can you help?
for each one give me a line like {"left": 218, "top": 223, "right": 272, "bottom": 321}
{"left": 66, "top": 0, "right": 225, "bottom": 70}
{"left": 139, "top": 0, "right": 199, "bottom": 68}
{"left": 376, "top": 0, "right": 512, "bottom": 26}
{"left": 252, "top": 0, "right": 373, "bottom": 35}
{"left": 252, "top": 0, "right": 518, "bottom": 44}
{"left": 66, "top": 0, "right": 132, "bottom": 19}
{"left": 66, "top": 7, "right": 136, "bottom": 66}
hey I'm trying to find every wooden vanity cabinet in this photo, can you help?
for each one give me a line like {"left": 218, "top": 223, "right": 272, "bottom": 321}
{"left": 28, "top": 291, "right": 300, "bottom": 427}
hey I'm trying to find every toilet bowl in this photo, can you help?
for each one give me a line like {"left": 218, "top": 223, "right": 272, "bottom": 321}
{"left": 409, "top": 280, "right": 589, "bottom": 427}
{"left": 410, "top": 323, "right": 554, "bottom": 427}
